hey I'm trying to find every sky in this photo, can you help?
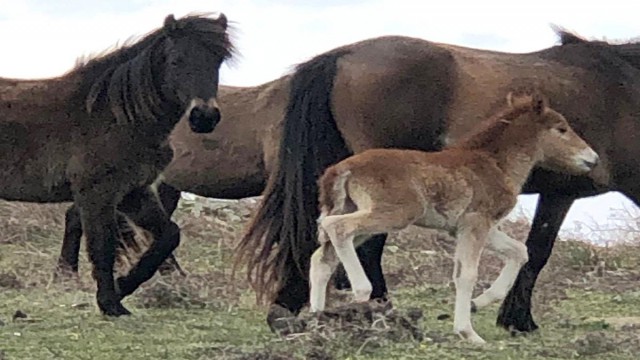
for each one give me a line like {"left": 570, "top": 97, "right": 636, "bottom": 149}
{"left": 1, "top": 0, "right": 639, "bottom": 242}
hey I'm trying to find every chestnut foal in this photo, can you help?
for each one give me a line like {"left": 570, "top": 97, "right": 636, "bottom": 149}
{"left": 309, "top": 92, "right": 599, "bottom": 343}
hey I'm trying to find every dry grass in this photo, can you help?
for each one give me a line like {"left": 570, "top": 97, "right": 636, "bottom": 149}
{"left": 1, "top": 195, "right": 639, "bottom": 359}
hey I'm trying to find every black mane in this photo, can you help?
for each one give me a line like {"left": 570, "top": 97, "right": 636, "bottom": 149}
{"left": 71, "top": 13, "right": 233, "bottom": 125}
{"left": 553, "top": 25, "right": 640, "bottom": 71}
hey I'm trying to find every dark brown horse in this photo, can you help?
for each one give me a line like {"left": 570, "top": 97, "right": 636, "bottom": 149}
{"left": 56, "top": 80, "right": 290, "bottom": 274}
{"left": 235, "top": 29, "right": 640, "bottom": 334}
{"left": 0, "top": 13, "right": 233, "bottom": 316}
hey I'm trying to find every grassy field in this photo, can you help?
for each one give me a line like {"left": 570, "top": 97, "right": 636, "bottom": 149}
{"left": 1, "top": 197, "right": 639, "bottom": 360}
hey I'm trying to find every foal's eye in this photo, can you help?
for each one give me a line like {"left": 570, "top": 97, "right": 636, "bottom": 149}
{"left": 557, "top": 127, "right": 568, "bottom": 134}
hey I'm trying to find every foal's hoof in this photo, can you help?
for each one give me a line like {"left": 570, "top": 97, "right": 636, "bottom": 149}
{"left": 100, "top": 302, "right": 132, "bottom": 317}
{"left": 470, "top": 301, "right": 478, "bottom": 314}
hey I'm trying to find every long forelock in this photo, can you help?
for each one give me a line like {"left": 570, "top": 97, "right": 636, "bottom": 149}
{"left": 79, "top": 13, "right": 233, "bottom": 125}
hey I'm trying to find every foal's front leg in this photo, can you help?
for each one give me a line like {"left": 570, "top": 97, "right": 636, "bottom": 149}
{"left": 471, "top": 228, "right": 528, "bottom": 312}
{"left": 453, "top": 215, "right": 490, "bottom": 344}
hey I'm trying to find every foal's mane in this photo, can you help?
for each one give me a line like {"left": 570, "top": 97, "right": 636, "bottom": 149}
{"left": 70, "top": 13, "right": 233, "bottom": 125}
{"left": 450, "top": 95, "right": 539, "bottom": 151}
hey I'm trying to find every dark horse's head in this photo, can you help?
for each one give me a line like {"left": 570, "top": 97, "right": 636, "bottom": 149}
{"left": 84, "top": 13, "right": 234, "bottom": 134}
{"left": 161, "top": 13, "right": 233, "bottom": 133}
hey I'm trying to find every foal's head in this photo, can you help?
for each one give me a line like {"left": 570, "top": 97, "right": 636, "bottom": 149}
{"left": 508, "top": 92, "right": 599, "bottom": 175}
{"left": 161, "top": 13, "right": 233, "bottom": 133}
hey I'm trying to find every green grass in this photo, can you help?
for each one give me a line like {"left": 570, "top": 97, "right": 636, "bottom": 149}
{"left": 1, "top": 198, "right": 639, "bottom": 359}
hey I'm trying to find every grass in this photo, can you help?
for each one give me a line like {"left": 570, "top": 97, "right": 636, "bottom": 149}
{"left": 1, "top": 197, "right": 639, "bottom": 359}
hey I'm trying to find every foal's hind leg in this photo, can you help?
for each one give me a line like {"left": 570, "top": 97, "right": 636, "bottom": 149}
{"left": 115, "top": 187, "right": 182, "bottom": 298}
{"left": 321, "top": 208, "right": 417, "bottom": 303}
{"left": 309, "top": 238, "right": 340, "bottom": 312}
{"left": 471, "top": 228, "right": 528, "bottom": 312}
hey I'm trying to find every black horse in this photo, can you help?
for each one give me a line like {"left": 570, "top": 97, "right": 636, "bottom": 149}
{"left": 0, "top": 13, "right": 233, "bottom": 316}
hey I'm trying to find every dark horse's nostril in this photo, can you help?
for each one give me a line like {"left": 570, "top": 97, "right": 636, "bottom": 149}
{"left": 583, "top": 159, "right": 597, "bottom": 169}
{"left": 188, "top": 105, "right": 221, "bottom": 134}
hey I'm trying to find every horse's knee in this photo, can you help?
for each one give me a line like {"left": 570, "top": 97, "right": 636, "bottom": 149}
{"left": 160, "top": 221, "right": 181, "bottom": 251}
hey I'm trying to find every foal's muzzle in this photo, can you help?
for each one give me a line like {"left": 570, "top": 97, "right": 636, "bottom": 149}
{"left": 188, "top": 104, "right": 221, "bottom": 134}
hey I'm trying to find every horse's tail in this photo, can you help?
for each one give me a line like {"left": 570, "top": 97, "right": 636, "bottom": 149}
{"left": 235, "top": 49, "right": 352, "bottom": 305}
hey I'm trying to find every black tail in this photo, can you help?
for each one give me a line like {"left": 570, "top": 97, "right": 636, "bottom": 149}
{"left": 235, "top": 49, "right": 352, "bottom": 306}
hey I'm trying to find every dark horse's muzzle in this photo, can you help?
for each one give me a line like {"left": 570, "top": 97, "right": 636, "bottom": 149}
{"left": 188, "top": 104, "right": 221, "bottom": 134}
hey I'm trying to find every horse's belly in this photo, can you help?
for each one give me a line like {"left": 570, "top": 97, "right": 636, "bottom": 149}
{"left": 0, "top": 167, "right": 72, "bottom": 203}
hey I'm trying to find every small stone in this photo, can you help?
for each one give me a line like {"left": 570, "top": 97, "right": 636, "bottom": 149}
{"left": 436, "top": 313, "right": 451, "bottom": 321}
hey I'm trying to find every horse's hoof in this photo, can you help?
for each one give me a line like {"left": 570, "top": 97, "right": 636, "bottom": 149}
{"left": 99, "top": 301, "right": 132, "bottom": 317}
{"left": 267, "top": 304, "right": 305, "bottom": 336}
{"left": 496, "top": 309, "right": 539, "bottom": 334}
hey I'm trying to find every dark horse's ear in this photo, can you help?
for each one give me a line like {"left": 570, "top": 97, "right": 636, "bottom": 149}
{"left": 164, "top": 14, "right": 177, "bottom": 32}
{"left": 217, "top": 13, "right": 228, "bottom": 30}
{"left": 531, "top": 91, "right": 548, "bottom": 115}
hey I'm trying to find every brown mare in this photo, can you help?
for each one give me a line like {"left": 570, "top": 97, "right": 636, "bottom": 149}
{"left": 0, "top": 13, "right": 233, "bottom": 316}
{"left": 309, "top": 92, "right": 598, "bottom": 343}
{"left": 236, "top": 29, "right": 640, "bottom": 334}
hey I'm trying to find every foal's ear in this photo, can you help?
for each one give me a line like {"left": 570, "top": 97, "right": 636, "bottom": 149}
{"left": 531, "top": 92, "right": 548, "bottom": 115}
{"left": 164, "top": 14, "right": 177, "bottom": 32}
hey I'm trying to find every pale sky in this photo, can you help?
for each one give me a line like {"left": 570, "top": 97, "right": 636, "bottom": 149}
{"left": 1, "top": 0, "right": 639, "bottom": 242}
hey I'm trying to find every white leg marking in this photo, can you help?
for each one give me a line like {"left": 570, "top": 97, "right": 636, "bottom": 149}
{"left": 452, "top": 218, "right": 489, "bottom": 344}
{"left": 471, "top": 228, "right": 528, "bottom": 310}
{"left": 321, "top": 213, "right": 372, "bottom": 303}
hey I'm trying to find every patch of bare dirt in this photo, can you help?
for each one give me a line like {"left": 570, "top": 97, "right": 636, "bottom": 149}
{"left": 134, "top": 270, "right": 242, "bottom": 310}
{"left": 0, "top": 272, "right": 23, "bottom": 289}
{"left": 269, "top": 300, "right": 427, "bottom": 345}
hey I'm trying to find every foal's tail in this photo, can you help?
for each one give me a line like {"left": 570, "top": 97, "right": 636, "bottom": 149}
{"left": 234, "top": 48, "right": 352, "bottom": 307}
{"left": 318, "top": 166, "right": 351, "bottom": 218}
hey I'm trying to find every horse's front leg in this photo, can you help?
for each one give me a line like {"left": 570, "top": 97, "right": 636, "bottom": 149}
{"left": 75, "top": 195, "right": 130, "bottom": 316}
{"left": 497, "top": 193, "right": 574, "bottom": 333}
{"left": 115, "top": 187, "right": 181, "bottom": 298}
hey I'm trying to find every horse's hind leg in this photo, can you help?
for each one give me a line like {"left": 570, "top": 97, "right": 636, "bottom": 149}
{"left": 114, "top": 187, "right": 181, "bottom": 298}
{"left": 471, "top": 227, "right": 528, "bottom": 312}
{"left": 55, "top": 204, "right": 83, "bottom": 277}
